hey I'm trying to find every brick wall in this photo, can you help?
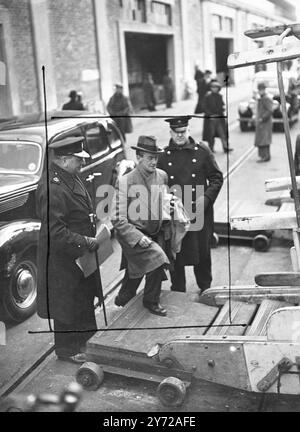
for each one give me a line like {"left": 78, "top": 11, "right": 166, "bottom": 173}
{"left": 0, "top": 0, "right": 39, "bottom": 113}
{"left": 47, "top": 0, "right": 99, "bottom": 109}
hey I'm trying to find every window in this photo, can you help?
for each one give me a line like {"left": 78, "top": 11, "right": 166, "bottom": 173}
{"left": 151, "top": 1, "right": 172, "bottom": 26}
{"left": 85, "top": 124, "right": 109, "bottom": 159}
{"left": 131, "top": 0, "right": 146, "bottom": 23}
{"left": 212, "top": 14, "right": 222, "bottom": 32}
{"left": 224, "top": 17, "right": 233, "bottom": 33}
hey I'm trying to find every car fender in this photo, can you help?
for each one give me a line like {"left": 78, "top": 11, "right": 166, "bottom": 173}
{"left": 0, "top": 220, "right": 40, "bottom": 280}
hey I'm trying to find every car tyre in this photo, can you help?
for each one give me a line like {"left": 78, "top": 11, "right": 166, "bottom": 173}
{"left": 0, "top": 252, "right": 38, "bottom": 323}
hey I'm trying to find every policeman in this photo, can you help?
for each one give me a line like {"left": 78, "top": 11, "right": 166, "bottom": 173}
{"left": 36, "top": 136, "right": 99, "bottom": 364}
{"left": 157, "top": 116, "right": 223, "bottom": 295}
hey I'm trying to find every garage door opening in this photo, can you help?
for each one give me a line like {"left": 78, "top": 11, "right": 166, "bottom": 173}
{"left": 215, "top": 37, "right": 234, "bottom": 86}
{"left": 125, "top": 32, "right": 173, "bottom": 110}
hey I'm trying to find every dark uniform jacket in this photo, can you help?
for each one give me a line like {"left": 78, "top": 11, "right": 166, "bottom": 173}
{"left": 157, "top": 138, "right": 223, "bottom": 265}
{"left": 36, "top": 162, "right": 97, "bottom": 323}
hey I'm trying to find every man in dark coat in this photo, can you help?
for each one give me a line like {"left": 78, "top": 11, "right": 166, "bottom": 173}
{"left": 62, "top": 90, "right": 84, "bottom": 111}
{"left": 157, "top": 116, "right": 223, "bottom": 294}
{"left": 142, "top": 73, "right": 157, "bottom": 112}
{"left": 107, "top": 83, "right": 133, "bottom": 141}
{"left": 202, "top": 80, "right": 233, "bottom": 153}
{"left": 36, "top": 137, "right": 99, "bottom": 364}
{"left": 112, "top": 136, "right": 170, "bottom": 316}
{"left": 254, "top": 82, "right": 273, "bottom": 163}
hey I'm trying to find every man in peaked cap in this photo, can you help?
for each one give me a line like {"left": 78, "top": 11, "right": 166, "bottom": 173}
{"left": 157, "top": 116, "right": 223, "bottom": 297}
{"left": 111, "top": 135, "right": 170, "bottom": 316}
{"left": 36, "top": 136, "right": 100, "bottom": 364}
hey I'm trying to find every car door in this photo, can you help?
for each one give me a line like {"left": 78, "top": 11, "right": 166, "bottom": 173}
{"left": 80, "top": 121, "right": 125, "bottom": 224}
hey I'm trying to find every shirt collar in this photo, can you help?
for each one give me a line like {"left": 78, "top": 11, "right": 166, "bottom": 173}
{"left": 51, "top": 162, "right": 77, "bottom": 188}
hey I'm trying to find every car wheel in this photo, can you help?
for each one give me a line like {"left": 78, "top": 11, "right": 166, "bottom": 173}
{"left": 1, "top": 252, "right": 37, "bottom": 323}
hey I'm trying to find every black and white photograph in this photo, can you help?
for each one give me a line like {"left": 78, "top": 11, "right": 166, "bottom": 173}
{"left": 1, "top": 0, "right": 300, "bottom": 416}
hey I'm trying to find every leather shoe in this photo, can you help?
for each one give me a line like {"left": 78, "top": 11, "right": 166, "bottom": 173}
{"left": 114, "top": 295, "right": 123, "bottom": 307}
{"left": 57, "top": 353, "right": 87, "bottom": 364}
{"left": 143, "top": 302, "right": 167, "bottom": 317}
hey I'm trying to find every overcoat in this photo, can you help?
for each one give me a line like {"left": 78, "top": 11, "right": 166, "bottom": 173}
{"left": 36, "top": 163, "right": 97, "bottom": 324}
{"left": 157, "top": 138, "right": 223, "bottom": 266}
{"left": 202, "top": 91, "right": 226, "bottom": 142}
{"left": 111, "top": 165, "right": 170, "bottom": 279}
{"left": 107, "top": 93, "right": 133, "bottom": 136}
{"left": 254, "top": 93, "right": 273, "bottom": 148}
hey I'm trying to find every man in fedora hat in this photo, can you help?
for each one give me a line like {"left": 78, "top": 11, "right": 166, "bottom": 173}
{"left": 112, "top": 136, "right": 170, "bottom": 316}
{"left": 36, "top": 136, "right": 99, "bottom": 364}
{"left": 254, "top": 82, "right": 273, "bottom": 163}
{"left": 202, "top": 80, "right": 233, "bottom": 153}
{"left": 62, "top": 90, "right": 84, "bottom": 111}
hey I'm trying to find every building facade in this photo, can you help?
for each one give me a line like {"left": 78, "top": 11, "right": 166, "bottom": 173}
{"left": 0, "top": 0, "right": 296, "bottom": 116}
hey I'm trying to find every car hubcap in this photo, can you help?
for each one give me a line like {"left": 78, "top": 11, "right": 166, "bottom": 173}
{"left": 12, "top": 261, "right": 37, "bottom": 309}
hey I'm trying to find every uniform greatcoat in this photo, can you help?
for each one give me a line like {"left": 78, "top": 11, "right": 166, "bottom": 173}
{"left": 36, "top": 162, "right": 97, "bottom": 325}
{"left": 157, "top": 138, "right": 223, "bottom": 290}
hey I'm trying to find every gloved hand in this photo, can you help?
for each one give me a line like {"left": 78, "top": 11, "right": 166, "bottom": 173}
{"left": 85, "top": 236, "right": 99, "bottom": 252}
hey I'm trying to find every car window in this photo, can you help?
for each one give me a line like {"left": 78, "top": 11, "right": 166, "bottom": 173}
{"left": 0, "top": 141, "right": 42, "bottom": 174}
{"left": 85, "top": 124, "right": 109, "bottom": 159}
{"left": 107, "top": 122, "right": 123, "bottom": 150}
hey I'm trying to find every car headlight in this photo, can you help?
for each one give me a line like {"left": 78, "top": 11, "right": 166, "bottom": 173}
{"left": 238, "top": 102, "right": 249, "bottom": 114}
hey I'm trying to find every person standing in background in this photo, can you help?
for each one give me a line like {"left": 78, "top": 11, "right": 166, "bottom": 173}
{"left": 254, "top": 82, "right": 273, "bottom": 163}
{"left": 62, "top": 90, "right": 84, "bottom": 111}
{"left": 143, "top": 73, "right": 157, "bottom": 112}
{"left": 163, "top": 69, "right": 174, "bottom": 109}
{"left": 107, "top": 83, "right": 133, "bottom": 141}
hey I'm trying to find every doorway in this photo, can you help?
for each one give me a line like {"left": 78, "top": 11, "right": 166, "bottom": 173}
{"left": 125, "top": 32, "right": 173, "bottom": 109}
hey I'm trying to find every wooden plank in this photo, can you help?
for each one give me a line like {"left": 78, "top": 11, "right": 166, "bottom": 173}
{"left": 230, "top": 211, "right": 297, "bottom": 231}
{"left": 227, "top": 41, "right": 300, "bottom": 69}
{"left": 255, "top": 272, "right": 300, "bottom": 287}
{"left": 265, "top": 176, "right": 300, "bottom": 192}
{"left": 246, "top": 299, "right": 289, "bottom": 336}
{"left": 206, "top": 301, "right": 257, "bottom": 336}
{"left": 88, "top": 290, "right": 219, "bottom": 355}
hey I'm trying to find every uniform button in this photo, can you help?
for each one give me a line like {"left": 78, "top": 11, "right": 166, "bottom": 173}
{"left": 195, "top": 147, "right": 198, "bottom": 151}
{"left": 193, "top": 159, "right": 197, "bottom": 163}
{"left": 192, "top": 174, "right": 196, "bottom": 178}
{"left": 168, "top": 162, "right": 172, "bottom": 166}
{"left": 167, "top": 151, "right": 171, "bottom": 155}
{"left": 192, "top": 188, "right": 196, "bottom": 192}
{"left": 170, "top": 176, "right": 174, "bottom": 180}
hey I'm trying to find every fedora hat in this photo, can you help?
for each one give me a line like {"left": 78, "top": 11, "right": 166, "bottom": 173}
{"left": 131, "top": 136, "right": 162, "bottom": 154}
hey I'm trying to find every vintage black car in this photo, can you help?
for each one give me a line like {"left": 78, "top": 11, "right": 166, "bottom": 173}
{"left": 0, "top": 111, "right": 130, "bottom": 323}
{"left": 238, "top": 71, "right": 299, "bottom": 132}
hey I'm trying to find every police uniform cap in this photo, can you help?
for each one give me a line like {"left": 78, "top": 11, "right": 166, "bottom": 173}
{"left": 165, "top": 116, "right": 192, "bottom": 131}
{"left": 49, "top": 136, "right": 90, "bottom": 159}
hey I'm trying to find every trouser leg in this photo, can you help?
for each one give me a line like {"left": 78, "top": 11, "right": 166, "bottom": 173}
{"left": 207, "top": 121, "right": 216, "bottom": 151}
{"left": 193, "top": 249, "right": 212, "bottom": 292}
{"left": 117, "top": 270, "right": 143, "bottom": 306}
{"left": 216, "top": 122, "right": 228, "bottom": 150}
{"left": 170, "top": 262, "right": 186, "bottom": 292}
{"left": 143, "top": 266, "right": 165, "bottom": 305}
